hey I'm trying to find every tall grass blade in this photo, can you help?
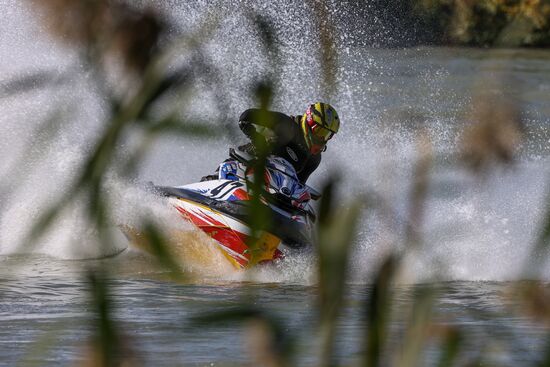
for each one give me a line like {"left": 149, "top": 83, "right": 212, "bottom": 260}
{"left": 363, "top": 254, "right": 398, "bottom": 367}
{"left": 317, "top": 180, "right": 362, "bottom": 367}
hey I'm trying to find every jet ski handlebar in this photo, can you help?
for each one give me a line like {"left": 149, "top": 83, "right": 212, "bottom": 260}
{"left": 229, "top": 147, "right": 254, "bottom": 165}
{"left": 229, "top": 148, "right": 321, "bottom": 200}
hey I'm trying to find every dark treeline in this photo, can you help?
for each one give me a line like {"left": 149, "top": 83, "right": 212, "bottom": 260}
{"left": 334, "top": 0, "right": 550, "bottom": 48}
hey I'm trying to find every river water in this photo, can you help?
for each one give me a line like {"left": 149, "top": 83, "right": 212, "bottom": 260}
{"left": 2, "top": 1, "right": 550, "bottom": 366}
{"left": 1, "top": 257, "right": 549, "bottom": 366}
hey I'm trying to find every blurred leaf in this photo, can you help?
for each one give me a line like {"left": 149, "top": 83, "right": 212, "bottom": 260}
{"left": 460, "top": 93, "right": 523, "bottom": 174}
{"left": 247, "top": 12, "right": 281, "bottom": 87}
{"left": 146, "top": 116, "right": 219, "bottom": 137}
{"left": 120, "top": 116, "right": 219, "bottom": 177}
{"left": 142, "top": 222, "right": 185, "bottom": 281}
{"left": 16, "top": 323, "right": 64, "bottom": 367}
{"left": 176, "top": 43, "right": 236, "bottom": 141}
{"left": 245, "top": 317, "right": 292, "bottom": 367}
{"left": 511, "top": 281, "right": 550, "bottom": 324}
{"left": 0, "top": 107, "right": 69, "bottom": 201}
{"left": 76, "top": 60, "right": 187, "bottom": 185}
{"left": 396, "top": 287, "right": 436, "bottom": 367}
{"left": 87, "top": 270, "right": 119, "bottom": 367}
{"left": 136, "top": 67, "right": 192, "bottom": 120}
{"left": 30, "top": 0, "right": 108, "bottom": 47}
{"left": 317, "top": 179, "right": 334, "bottom": 228}
{"left": 16, "top": 0, "right": 243, "bottom": 261}
{"left": 26, "top": 198, "right": 70, "bottom": 250}
{"left": 0, "top": 71, "right": 70, "bottom": 98}
{"left": 81, "top": 269, "right": 141, "bottom": 367}
{"left": 405, "top": 134, "right": 433, "bottom": 248}
{"left": 89, "top": 179, "right": 106, "bottom": 226}
{"left": 317, "top": 179, "right": 363, "bottom": 366}
{"left": 523, "top": 182, "right": 550, "bottom": 278}
{"left": 23, "top": 143, "right": 111, "bottom": 254}
{"left": 255, "top": 81, "right": 274, "bottom": 112}
{"left": 120, "top": 135, "right": 155, "bottom": 179}
{"left": 32, "top": 1, "right": 169, "bottom": 75}
{"left": 192, "top": 306, "right": 264, "bottom": 325}
{"left": 306, "top": 0, "right": 338, "bottom": 99}
{"left": 192, "top": 307, "right": 293, "bottom": 367}
{"left": 243, "top": 84, "right": 276, "bottom": 263}
{"left": 539, "top": 334, "right": 550, "bottom": 367}
{"left": 436, "top": 326, "right": 462, "bottom": 367}
{"left": 111, "top": 7, "right": 166, "bottom": 73}
{"left": 363, "top": 254, "right": 398, "bottom": 367}
{"left": 250, "top": 12, "right": 275, "bottom": 51}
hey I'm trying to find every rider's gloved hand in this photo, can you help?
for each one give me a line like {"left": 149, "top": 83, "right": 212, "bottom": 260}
{"left": 219, "top": 161, "right": 238, "bottom": 181}
{"left": 239, "top": 121, "right": 256, "bottom": 138}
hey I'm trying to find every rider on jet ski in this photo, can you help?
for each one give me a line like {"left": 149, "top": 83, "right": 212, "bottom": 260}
{"left": 203, "top": 102, "right": 340, "bottom": 184}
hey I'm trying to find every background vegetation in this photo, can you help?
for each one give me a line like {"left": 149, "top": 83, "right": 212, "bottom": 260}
{"left": 335, "top": 0, "right": 550, "bottom": 47}
{"left": 414, "top": 0, "right": 550, "bottom": 47}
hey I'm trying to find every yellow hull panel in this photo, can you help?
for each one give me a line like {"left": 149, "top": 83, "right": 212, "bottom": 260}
{"left": 120, "top": 225, "right": 241, "bottom": 277}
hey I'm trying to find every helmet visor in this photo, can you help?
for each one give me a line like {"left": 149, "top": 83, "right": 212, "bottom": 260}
{"left": 307, "top": 120, "right": 335, "bottom": 143}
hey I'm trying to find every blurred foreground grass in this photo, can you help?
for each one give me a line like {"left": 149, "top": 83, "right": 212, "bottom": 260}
{"left": 1, "top": 0, "right": 550, "bottom": 366}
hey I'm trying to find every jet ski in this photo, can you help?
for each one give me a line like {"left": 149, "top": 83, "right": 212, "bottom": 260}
{"left": 123, "top": 148, "right": 320, "bottom": 270}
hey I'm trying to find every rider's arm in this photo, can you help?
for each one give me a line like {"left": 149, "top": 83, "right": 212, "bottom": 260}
{"left": 239, "top": 109, "right": 294, "bottom": 144}
{"left": 297, "top": 153, "right": 322, "bottom": 184}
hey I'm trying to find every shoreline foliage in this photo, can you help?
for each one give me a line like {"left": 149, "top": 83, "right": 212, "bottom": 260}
{"left": 414, "top": 0, "right": 550, "bottom": 47}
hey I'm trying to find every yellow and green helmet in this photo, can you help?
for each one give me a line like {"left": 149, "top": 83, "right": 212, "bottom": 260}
{"left": 301, "top": 102, "right": 340, "bottom": 154}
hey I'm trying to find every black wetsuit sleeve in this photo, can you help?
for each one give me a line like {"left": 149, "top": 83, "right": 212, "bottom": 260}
{"left": 297, "top": 153, "right": 321, "bottom": 183}
{"left": 238, "top": 110, "right": 257, "bottom": 139}
{"left": 239, "top": 109, "right": 295, "bottom": 145}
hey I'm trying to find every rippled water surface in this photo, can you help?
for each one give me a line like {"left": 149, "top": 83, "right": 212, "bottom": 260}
{"left": 1, "top": 256, "right": 548, "bottom": 366}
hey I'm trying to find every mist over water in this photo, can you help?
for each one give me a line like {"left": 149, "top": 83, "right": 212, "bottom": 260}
{"left": 1, "top": 0, "right": 550, "bottom": 282}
